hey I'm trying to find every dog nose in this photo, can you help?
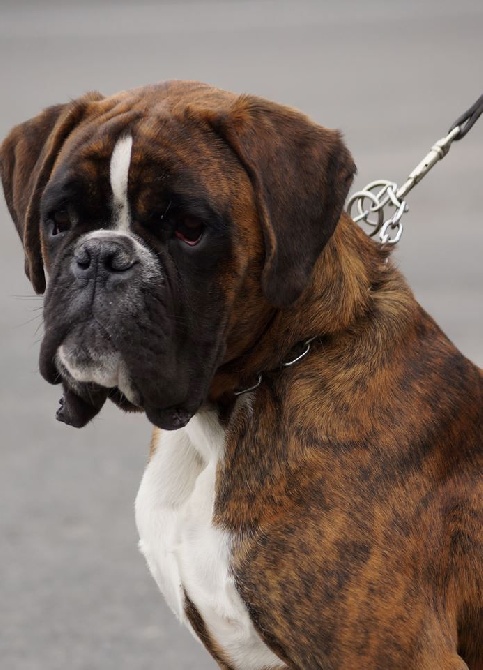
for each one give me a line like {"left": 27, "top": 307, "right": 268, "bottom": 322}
{"left": 72, "top": 235, "right": 137, "bottom": 283}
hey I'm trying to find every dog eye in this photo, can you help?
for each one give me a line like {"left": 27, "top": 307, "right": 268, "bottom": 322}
{"left": 174, "top": 215, "right": 205, "bottom": 246}
{"left": 48, "top": 209, "right": 72, "bottom": 237}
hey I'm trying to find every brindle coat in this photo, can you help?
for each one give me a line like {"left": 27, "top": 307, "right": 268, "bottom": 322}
{"left": 1, "top": 81, "right": 482, "bottom": 669}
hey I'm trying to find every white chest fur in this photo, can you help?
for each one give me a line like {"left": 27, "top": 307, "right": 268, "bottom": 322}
{"left": 135, "top": 410, "right": 284, "bottom": 670}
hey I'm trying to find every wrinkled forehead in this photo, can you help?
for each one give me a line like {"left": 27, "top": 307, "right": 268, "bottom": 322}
{"left": 45, "top": 103, "right": 241, "bottom": 214}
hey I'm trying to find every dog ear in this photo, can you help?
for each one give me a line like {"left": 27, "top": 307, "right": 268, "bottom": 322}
{"left": 0, "top": 92, "right": 103, "bottom": 293}
{"left": 208, "top": 96, "right": 356, "bottom": 307}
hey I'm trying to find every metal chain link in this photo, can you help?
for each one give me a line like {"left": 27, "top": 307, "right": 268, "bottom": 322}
{"left": 347, "top": 94, "right": 483, "bottom": 245}
{"left": 233, "top": 337, "right": 317, "bottom": 396}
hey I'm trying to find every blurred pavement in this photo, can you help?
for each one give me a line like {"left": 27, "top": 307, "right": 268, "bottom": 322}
{"left": 0, "top": 1, "right": 482, "bottom": 668}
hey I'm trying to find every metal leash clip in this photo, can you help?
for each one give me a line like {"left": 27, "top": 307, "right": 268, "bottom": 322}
{"left": 347, "top": 93, "right": 483, "bottom": 245}
{"left": 347, "top": 179, "right": 407, "bottom": 245}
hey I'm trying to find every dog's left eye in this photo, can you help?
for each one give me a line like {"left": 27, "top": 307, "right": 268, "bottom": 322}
{"left": 48, "top": 209, "right": 72, "bottom": 237}
{"left": 174, "top": 216, "right": 205, "bottom": 246}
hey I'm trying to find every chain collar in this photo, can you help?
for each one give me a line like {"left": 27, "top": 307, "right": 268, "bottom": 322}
{"left": 233, "top": 336, "right": 318, "bottom": 397}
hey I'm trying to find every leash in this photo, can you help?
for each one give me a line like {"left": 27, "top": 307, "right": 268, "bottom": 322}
{"left": 347, "top": 93, "right": 483, "bottom": 245}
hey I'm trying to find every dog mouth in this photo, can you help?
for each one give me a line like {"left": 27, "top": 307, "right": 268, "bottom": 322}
{"left": 56, "top": 339, "right": 143, "bottom": 408}
{"left": 39, "top": 322, "right": 198, "bottom": 431}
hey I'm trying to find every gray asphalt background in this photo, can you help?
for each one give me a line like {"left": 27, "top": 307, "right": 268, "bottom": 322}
{"left": 0, "top": 1, "right": 482, "bottom": 669}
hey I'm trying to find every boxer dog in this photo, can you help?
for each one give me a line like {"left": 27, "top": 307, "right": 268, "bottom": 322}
{"left": 1, "top": 81, "right": 481, "bottom": 669}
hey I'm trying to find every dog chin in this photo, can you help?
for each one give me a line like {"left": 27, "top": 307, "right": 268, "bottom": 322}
{"left": 144, "top": 405, "right": 194, "bottom": 431}
{"left": 56, "top": 344, "right": 142, "bottom": 407}
{"left": 55, "top": 345, "right": 196, "bottom": 431}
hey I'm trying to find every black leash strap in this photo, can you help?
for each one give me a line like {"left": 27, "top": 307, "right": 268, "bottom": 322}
{"left": 448, "top": 93, "right": 483, "bottom": 140}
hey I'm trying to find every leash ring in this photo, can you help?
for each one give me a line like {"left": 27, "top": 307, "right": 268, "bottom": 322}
{"left": 282, "top": 337, "right": 317, "bottom": 367}
{"left": 234, "top": 374, "right": 263, "bottom": 396}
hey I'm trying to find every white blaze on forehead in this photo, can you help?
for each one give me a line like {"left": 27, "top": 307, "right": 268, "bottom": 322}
{"left": 110, "top": 135, "right": 133, "bottom": 231}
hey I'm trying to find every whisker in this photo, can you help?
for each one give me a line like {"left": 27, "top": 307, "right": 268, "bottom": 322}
{"left": 12, "top": 314, "right": 43, "bottom": 328}
{"left": 11, "top": 294, "right": 44, "bottom": 300}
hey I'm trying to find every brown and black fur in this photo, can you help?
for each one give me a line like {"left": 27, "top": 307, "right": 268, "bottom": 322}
{"left": 1, "top": 81, "right": 481, "bottom": 669}
{"left": 210, "top": 214, "right": 482, "bottom": 669}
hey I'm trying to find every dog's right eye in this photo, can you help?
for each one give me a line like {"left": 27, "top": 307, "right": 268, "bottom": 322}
{"left": 48, "top": 209, "right": 72, "bottom": 237}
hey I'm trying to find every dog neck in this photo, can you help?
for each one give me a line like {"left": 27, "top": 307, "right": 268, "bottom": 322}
{"left": 210, "top": 214, "right": 412, "bottom": 402}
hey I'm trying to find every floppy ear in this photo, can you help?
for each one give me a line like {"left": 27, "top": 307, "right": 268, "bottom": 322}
{"left": 208, "top": 96, "right": 356, "bottom": 307}
{"left": 0, "top": 92, "right": 103, "bottom": 293}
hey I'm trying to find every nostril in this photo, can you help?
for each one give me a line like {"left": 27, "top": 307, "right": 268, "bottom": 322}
{"left": 104, "top": 249, "right": 136, "bottom": 273}
{"left": 75, "top": 249, "right": 91, "bottom": 272}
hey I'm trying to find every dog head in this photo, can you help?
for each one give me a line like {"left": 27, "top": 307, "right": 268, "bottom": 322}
{"left": 0, "top": 81, "right": 355, "bottom": 430}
